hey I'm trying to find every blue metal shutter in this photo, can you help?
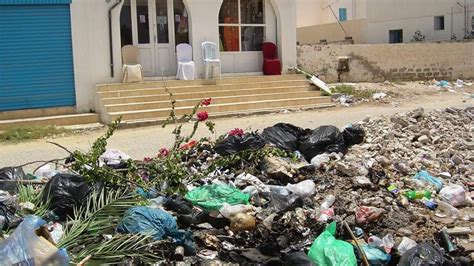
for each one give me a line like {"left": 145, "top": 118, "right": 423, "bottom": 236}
{"left": 0, "top": 4, "right": 75, "bottom": 111}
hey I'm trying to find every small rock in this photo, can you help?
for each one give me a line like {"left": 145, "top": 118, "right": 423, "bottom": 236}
{"left": 411, "top": 108, "right": 424, "bottom": 118}
{"left": 397, "top": 227, "right": 414, "bottom": 236}
{"left": 451, "top": 155, "right": 463, "bottom": 165}
{"left": 418, "top": 135, "right": 429, "bottom": 144}
{"left": 391, "top": 117, "right": 409, "bottom": 127}
{"left": 19, "top": 202, "right": 35, "bottom": 213}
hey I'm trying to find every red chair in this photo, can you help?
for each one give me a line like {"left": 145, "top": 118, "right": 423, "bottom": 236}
{"left": 262, "top": 42, "right": 281, "bottom": 75}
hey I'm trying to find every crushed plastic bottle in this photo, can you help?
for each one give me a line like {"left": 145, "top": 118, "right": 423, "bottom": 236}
{"left": 435, "top": 200, "right": 460, "bottom": 219}
{"left": 398, "top": 237, "right": 417, "bottom": 255}
{"left": 317, "top": 195, "right": 335, "bottom": 222}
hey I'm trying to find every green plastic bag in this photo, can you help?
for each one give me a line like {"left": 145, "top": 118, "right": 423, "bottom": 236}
{"left": 307, "top": 221, "right": 357, "bottom": 266}
{"left": 185, "top": 184, "right": 250, "bottom": 211}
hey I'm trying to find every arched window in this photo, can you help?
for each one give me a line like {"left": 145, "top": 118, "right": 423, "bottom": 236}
{"left": 219, "top": 0, "right": 265, "bottom": 52}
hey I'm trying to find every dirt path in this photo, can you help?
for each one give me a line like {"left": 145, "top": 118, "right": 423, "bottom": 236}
{"left": 1, "top": 89, "right": 472, "bottom": 173}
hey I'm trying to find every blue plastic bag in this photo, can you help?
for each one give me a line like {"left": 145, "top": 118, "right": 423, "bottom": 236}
{"left": 362, "top": 245, "right": 391, "bottom": 265}
{"left": 413, "top": 170, "right": 443, "bottom": 192}
{"left": 117, "top": 206, "right": 195, "bottom": 254}
{"left": 0, "top": 216, "right": 69, "bottom": 266}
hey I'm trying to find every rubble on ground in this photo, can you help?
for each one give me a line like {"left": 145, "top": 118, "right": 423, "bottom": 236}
{"left": 0, "top": 106, "right": 473, "bottom": 265}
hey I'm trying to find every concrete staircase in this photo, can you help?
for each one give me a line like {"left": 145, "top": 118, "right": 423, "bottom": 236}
{"left": 96, "top": 74, "right": 334, "bottom": 126}
{"left": 0, "top": 107, "right": 100, "bottom": 131}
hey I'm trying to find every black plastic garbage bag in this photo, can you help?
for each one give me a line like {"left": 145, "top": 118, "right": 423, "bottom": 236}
{"left": 298, "top": 125, "right": 346, "bottom": 160}
{"left": 342, "top": 124, "right": 365, "bottom": 146}
{"left": 285, "top": 252, "right": 315, "bottom": 266}
{"left": 262, "top": 123, "right": 306, "bottom": 151}
{"left": 215, "top": 132, "right": 266, "bottom": 156}
{"left": 399, "top": 243, "right": 444, "bottom": 266}
{"left": 42, "top": 173, "right": 92, "bottom": 220}
{"left": 0, "top": 167, "right": 26, "bottom": 193}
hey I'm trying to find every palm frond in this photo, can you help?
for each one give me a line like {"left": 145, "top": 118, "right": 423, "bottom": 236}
{"left": 17, "top": 183, "right": 51, "bottom": 217}
{"left": 58, "top": 188, "right": 138, "bottom": 250}
{"left": 72, "top": 234, "right": 167, "bottom": 264}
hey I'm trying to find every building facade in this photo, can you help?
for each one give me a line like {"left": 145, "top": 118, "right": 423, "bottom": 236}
{"left": 0, "top": 0, "right": 297, "bottom": 113}
{"left": 297, "top": 0, "right": 474, "bottom": 44}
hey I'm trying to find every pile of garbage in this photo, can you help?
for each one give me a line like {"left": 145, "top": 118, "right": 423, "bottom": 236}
{"left": 0, "top": 107, "right": 473, "bottom": 265}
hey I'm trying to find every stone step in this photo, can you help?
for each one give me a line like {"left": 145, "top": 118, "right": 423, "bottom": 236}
{"left": 117, "top": 103, "right": 335, "bottom": 128}
{"left": 101, "top": 85, "right": 316, "bottom": 105}
{"left": 0, "top": 107, "right": 76, "bottom": 120}
{"left": 105, "top": 91, "right": 323, "bottom": 112}
{"left": 0, "top": 113, "right": 100, "bottom": 131}
{"left": 108, "top": 96, "right": 332, "bottom": 122}
{"left": 97, "top": 74, "right": 307, "bottom": 92}
{"left": 98, "top": 80, "right": 310, "bottom": 98}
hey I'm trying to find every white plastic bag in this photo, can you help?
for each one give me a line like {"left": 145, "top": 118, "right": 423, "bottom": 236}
{"left": 286, "top": 180, "right": 316, "bottom": 197}
{"left": 439, "top": 184, "right": 470, "bottom": 207}
{"left": 398, "top": 237, "right": 417, "bottom": 255}
{"left": 0, "top": 216, "right": 69, "bottom": 265}
{"left": 219, "top": 203, "right": 254, "bottom": 218}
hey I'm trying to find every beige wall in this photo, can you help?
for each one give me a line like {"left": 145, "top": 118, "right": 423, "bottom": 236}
{"left": 297, "top": 42, "right": 474, "bottom": 83}
{"left": 297, "top": 18, "right": 368, "bottom": 44}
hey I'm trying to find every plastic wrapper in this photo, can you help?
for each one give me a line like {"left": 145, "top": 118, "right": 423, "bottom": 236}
{"left": 307, "top": 221, "right": 356, "bottom": 266}
{"left": 214, "top": 132, "right": 266, "bottom": 156}
{"left": 261, "top": 123, "right": 306, "bottom": 151}
{"left": 0, "top": 216, "right": 69, "bottom": 265}
{"left": 355, "top": 206, "right": 384, "bottom": 225}
{"left": 0, "top": 167, "right": 26, "bottom": 193}
{"left": 286, "top": 180, "right": 316, "bottom": 197}
{"left": 299, "top": 126, "right": 347, "bottom": 161}
{"left": 42, "top": 173, "right": 93, "bottom": 220}
{"left": 185, "top": 184, "right": 250, "bottom": 211}
{"left": 398, "top": 243, "right": 444, "bottom": 266}
{"left": 438, "top": 184, "right": 470, "bottom": 207}
{"left": 412, "top": 170, "right": 443, "bottom": 192}
{"left": 117, "top": 206, "right": 195, "bottom": 254}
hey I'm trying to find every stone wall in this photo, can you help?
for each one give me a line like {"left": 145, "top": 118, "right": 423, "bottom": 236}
{"left": 297, "top": 42, "right": 474, "bottom": 83}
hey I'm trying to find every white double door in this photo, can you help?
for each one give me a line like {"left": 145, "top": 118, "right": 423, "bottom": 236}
{"left": 131, "top": 0, "right": 176, "bottom": 76}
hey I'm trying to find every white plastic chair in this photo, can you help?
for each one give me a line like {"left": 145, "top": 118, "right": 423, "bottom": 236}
{"left": 121, "top": 45, "right": 143, "bottom": 83}
{"left": 201, "top": 41, "right": 221, "bottom": 79}
{"left": 176, "top": 43, "right": 195, "bottom": 80}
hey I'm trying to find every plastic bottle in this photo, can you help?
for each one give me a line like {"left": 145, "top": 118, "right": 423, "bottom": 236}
{"left": 368, "top": 236, "right": 383, "bottom": 247}
{"left": 317, "top": 195, "right": 336, "bottom": 222}
{"left": 405, "top": 190, "right": 431, "bottom": 200}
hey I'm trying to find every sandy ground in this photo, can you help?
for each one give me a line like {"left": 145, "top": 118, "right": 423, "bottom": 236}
{"left": 1, "top": 82, "right": 472, "bottom": 173}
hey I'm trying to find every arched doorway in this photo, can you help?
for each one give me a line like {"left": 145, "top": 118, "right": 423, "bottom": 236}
{"left": 120, "top": 0, "right": 189, "bottom": 76}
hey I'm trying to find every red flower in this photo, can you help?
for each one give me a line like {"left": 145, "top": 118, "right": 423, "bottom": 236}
{"left": 180, "top": 140, "right": 198, "bottom": 150}
{"left": 229, "top": 128, "right": 244, "bottom": 137}
{"left": 158, "top": 148, "right": 170, "bottom": 157}
{"left": 201, "top": 98, "right": 212, "bottom": 106}
{"left": 197, "top": 111, "right": 209, "bottom": 121}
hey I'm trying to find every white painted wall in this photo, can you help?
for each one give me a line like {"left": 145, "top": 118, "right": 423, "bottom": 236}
{"left": 366, "top": 0, "right": 474, "bottom": 43}
{"left": 70, "top": 0, "right": 123, "bottom": 112}
{"left": 296, "top": 0, "right": 322, "bottom": 27}
{"left": 70, "top": 0, "right": 296, "bottom": 112}
{"left": 296, "top": 0, "right": 474, "bottom": 44}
